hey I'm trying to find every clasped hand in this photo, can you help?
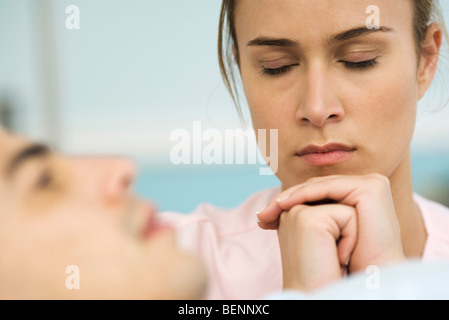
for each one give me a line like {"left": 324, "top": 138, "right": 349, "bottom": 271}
{"left": 257, "top": 174, "right": 405, "bottom": 292}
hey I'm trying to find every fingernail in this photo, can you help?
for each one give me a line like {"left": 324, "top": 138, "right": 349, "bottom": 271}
{"left": 256, "top": 206, "right": 265, "bottom": 224}
{"left": 276, "top": 194, "right": 290, "bottom": 203}
{"left": 256, "top": 206, "right": 266, "bottom": 215}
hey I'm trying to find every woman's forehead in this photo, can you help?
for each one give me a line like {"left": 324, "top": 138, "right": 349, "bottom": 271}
{"left": 234, "top": 0, "right": 412, "bottom": 39}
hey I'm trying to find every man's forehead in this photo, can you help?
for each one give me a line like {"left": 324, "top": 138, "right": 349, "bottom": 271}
{"left": 0, "top": 132, "right": 30, "bottom": 170}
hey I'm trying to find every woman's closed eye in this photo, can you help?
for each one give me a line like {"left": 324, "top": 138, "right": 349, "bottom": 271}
{"left": 261, "top": 57, "right": 379, "bottom": 76}
{"left": 261, "top": 64, "right": 299, "bottom": 76}
{"left": 339, "top": 57, "right": 379, "bottom": 70}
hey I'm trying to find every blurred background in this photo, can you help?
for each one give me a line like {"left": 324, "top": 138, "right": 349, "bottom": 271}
{"left": 1, "top": 0, "right": 448, "bottom": 213}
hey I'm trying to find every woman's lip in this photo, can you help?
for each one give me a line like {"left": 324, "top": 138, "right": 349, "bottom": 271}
{"left": 297, "top": 143, "right": 355, "bottom": 156}
{"left": 296, "top": 143, "right": 356, "bottom": 166}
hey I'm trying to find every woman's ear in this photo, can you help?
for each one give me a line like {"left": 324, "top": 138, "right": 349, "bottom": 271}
{"left": 417, "top": 23, "right": 443, "bottom": 100}
{"left": 232, "top": 45, "right": 240, "bottom": 67}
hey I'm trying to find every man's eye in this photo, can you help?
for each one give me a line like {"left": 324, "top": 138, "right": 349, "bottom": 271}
{"left": 261, "top": 64, "right": 299, "bottom": 76}
{"left": 36, "top": 169, "right": 53, "bottom": 189}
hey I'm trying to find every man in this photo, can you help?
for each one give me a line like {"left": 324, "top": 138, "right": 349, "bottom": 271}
{"left": 0, "top": 129, "right": 207, "bottom": 299}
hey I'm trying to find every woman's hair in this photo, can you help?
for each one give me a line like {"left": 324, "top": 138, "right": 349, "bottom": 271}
{"left": 218, "top": 0, "right": 449, "bottom": 118}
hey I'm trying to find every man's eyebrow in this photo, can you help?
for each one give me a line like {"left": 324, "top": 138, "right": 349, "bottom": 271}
{"left": 246, "top": 26, "right": 395, "bottom": 48}
{"left": 6, "top": 143, "right": 51, "bottom": 177}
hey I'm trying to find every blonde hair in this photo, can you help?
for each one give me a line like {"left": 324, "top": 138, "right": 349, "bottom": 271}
{"left": 218, "top": 0, "right": 449, "bottom": 117}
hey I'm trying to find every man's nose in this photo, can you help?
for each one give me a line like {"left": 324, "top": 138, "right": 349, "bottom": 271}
{"left": 102, "top": 158, "right": 137, "bottom": 201}
{"left": 70, "top": 157, "right": 137, "bottom": 203}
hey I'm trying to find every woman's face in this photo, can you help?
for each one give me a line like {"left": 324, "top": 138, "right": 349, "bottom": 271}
{"left": 0, "top": 130, "right": 206, "bottom": 299}
{"left": 235, "top": 0, "right": 439, "bottom": 189}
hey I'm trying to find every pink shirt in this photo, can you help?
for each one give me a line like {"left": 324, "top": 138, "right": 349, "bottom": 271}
{"left": 160, "top": 188, "right": 449, "bottom": 300}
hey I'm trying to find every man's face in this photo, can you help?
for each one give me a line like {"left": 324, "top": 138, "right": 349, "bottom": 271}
{"left": 0, "top": 130, "right": 206, "bottom": 299}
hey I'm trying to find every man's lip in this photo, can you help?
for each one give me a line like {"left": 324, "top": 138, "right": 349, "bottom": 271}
{"left": 141, "top": 204, "right": 172, "bottom": 239}
{"left": 296, "top": 143, "right": 356, "bottom": 156}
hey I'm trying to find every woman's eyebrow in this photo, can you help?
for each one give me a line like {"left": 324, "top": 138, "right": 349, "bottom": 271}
{"left": 328, "top": 25, "right": 395, "bottom": 44}
{"left": 247, "top": 37, "right": 298, "bottom": 47}
{"left": 246, "top": 25, "right": 395, "bottom": 47}
{"left": 5, "top": 143, "right": 51, "bottom": 178}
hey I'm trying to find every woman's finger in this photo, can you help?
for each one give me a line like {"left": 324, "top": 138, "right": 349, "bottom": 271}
{"left": 257, "top": 176, "right": 351, "bottom": 229}
{"left": 279, "top": 174, "right": 390, "bottom": 210}
{"left": 277, "top": 203, "right": 357, "bottom": 291}
{"left": 256, "top": 184, "right": 301, "bottom": 229}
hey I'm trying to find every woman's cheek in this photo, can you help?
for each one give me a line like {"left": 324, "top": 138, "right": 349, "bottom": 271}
{"left": 369, "top": 66, "right": 417, "bottom": 139}
{"left": 350, "top": 64, "right": 417, "bottom": 176}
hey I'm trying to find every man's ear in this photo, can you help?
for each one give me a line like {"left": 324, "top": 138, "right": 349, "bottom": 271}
{"left": 417, "top": 23, "right": 443, "bottom": 100}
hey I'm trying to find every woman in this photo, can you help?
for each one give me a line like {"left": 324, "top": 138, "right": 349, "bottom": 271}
{"left": 0, "top": 129, "right": 207, "bottom": 299}
{"left": 160, "top": 0, "right": 449, "bottom": 299}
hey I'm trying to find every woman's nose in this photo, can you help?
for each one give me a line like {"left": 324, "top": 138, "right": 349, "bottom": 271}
{"left": 296, "top": 65, "right": 345, "bottom": 127}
